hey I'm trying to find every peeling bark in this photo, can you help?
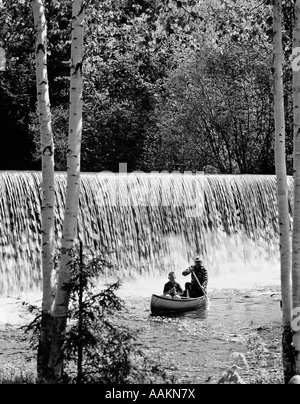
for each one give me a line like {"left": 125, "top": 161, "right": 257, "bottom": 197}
{"left": 31, "top": 0, "right": 55, "bottom": 383}
{"left": 49, "top": 0, "right": 85, "bottom": 381}
{"left": 273, "top": 0, "right": 293, "bottom": 383}
{"left": 37, "top": 312, "right": 52, "bottom": 384}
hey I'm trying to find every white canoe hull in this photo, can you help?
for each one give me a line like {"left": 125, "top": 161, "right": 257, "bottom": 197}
{"left": 150, "top": 293, "right": 207, "bottom": 315}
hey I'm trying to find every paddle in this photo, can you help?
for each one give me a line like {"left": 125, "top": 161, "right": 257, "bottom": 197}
{"left": 190, "top": 269, "right": 208, "bottom": 299}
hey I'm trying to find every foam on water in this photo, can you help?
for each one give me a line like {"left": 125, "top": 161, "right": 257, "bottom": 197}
{"left": 115, "top": 264, "right": 280, "bottom": 299}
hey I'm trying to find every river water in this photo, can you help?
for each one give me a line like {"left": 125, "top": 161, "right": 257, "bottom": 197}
{"left": 113, "top": 266, "right": 282, "bottom": 383}
{"left": 0, "top": 172, "right": 287, "bottom": 382}
{"left": 0, "top": 264, "right": 282, "bottom": 383}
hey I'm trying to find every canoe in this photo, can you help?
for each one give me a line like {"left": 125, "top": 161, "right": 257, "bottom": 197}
{"left": 150, "top": 293, "right": 207, "bottom": 316}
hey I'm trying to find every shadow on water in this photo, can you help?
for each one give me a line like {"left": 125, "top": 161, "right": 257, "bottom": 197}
{"left": 149, "top": 305, "right": 209, "bottom": 320}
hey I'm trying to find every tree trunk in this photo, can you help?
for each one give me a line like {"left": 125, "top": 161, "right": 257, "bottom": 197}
{"left": 49, "top": 0, "right": 85, "bottom": 381}
{"left": 292, "top": 0, "right": 300, "bottom": 376}
{"left": 77, "top": 241, "right": 84, "bottom": 384}
{"left": 31, "top": 0, "right": 55, "bottom": 383}
{"left": 37, "top": 311, "right": 53, "bottom": 383}
{"left": 273, "top": 0, "right": 294, "bottom": 383}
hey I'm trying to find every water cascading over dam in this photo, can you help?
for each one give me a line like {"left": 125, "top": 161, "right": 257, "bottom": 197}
{"left": 0, "top": 171, "right": 294, "bottom": 295}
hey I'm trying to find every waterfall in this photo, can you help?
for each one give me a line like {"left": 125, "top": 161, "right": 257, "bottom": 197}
{"left": 0, "top": 171, "right": 293, "bottom": 294}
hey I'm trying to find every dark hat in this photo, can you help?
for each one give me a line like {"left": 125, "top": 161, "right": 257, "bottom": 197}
{"left": 194, "top": 256, "right": 201, "bottom": 262}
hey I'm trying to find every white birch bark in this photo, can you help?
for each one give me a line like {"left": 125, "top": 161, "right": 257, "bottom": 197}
{"left": 49, "top": 0, "right": 85, "bottom": 379}
{"left": 292, "top": 0, "right": 300, "bottom": 375}
{"left": 53, "top": 0, "right": 84, "bottom": 317}
{"left": 31, "top": 0, "right": 55, "bottom": 313}
{"left": 32, "top": 0, "right": 55, "bottom": 383}
{"left": 273, "top": 0, "right": 293, "bottom": 382}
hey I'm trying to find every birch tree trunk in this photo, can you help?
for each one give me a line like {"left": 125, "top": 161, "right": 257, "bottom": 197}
{"left": 273, "top": 0, "right": 294, "bottom": 383}
{"left": 31, "top": 0, "right": 55, "bottom": 383}
{"left": 49, "top": 0, "right": 85, "bottom": 381}
{"left": 292, "top": 0, "right": 300, "bottom": 376}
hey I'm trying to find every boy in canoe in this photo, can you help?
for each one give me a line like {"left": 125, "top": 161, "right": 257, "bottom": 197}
{"left": 163, "top": 272, "right": 183, "bottom": 299}
{"left": 182, "top": 256, "right": 208, "bottom": 298}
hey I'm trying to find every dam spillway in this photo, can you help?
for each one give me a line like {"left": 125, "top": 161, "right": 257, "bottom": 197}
{"left": 0, "top": 171, "right": 293, "bottom": 294}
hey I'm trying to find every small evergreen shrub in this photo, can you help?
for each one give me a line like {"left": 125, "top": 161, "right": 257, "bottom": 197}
{"left": 24, "top": 246, "right": 178, "bottom": 384}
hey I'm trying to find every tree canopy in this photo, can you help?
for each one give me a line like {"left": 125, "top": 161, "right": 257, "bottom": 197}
{"left": 0, "top": 0, "right": 294, "bottom": 174}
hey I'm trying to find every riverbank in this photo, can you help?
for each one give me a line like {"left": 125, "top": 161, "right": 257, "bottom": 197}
{"left": 0, "top": 295, "right": 38, "bottom": 383}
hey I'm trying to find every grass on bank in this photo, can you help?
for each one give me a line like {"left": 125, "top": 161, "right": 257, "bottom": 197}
{"left": 0, "top": 364, "right": 36, "bottom": 384}
{"left": 0, "top": 327, "right": 285, "bottom": 384}
{"left": 218, "top": 329, "right": 284, "bottom": 384}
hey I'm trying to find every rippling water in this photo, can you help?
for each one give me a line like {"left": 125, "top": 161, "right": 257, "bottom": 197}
{"left": 0, "top": 266, "right": 282, "bottom": 383}
{"left": 112, "top": 268, "right": 282, "bottom": 383}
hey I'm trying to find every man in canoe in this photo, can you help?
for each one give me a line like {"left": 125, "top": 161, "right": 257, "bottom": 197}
{"left": 163, "top": 272, "right": 183, "bottom": 299}
{"left": 182, "top": 256, "right": 208, "bottom": 298}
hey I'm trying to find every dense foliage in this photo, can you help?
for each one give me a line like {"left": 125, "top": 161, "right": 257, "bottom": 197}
{"left": 0, "top": 0, "right": 294, "bottom": 173}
